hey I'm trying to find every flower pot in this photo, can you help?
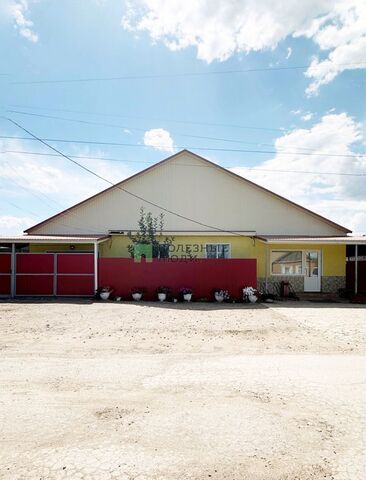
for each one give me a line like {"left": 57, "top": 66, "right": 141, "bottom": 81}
{"left": 248, "top": 294, "right": 257, "bottom": 303}
{"left": 214, "top": 292, "right": 224, "bottom": 303}
{"left": 100, "top": 291, "right": 110, "bottom": 300}
{"left": 183, "top": 293, "right": 192, "bottom": 302}
{"left": 158, "top": 293, "right": 167, "bottom": 302}
{"left": 132, "top": 292, "right": 142, "bottom": 301}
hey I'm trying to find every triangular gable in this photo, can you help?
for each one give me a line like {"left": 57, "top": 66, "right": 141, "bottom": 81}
{"left": 25, "top": 150, "right": 350, "bottom": 235}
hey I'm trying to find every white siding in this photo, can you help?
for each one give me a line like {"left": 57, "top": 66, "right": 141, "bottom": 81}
{"left": 30, "top": 151, "right": 347, "bottom": 236}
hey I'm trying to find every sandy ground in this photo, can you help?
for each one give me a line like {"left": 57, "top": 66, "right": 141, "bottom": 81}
{"left": 0, "top": 300, "right": 365, "bottom": 480}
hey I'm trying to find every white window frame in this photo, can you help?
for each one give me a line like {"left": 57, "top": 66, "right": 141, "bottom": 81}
{"left": 270, "top": 249, "right": 304, "bottom": 276}
{"left": 205, "top": 243, "right": 231, "bottom": 259}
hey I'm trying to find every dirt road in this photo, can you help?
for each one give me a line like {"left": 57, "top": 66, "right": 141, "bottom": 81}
{"left": 0, "top": 300, "right": 365, "bottom": 479}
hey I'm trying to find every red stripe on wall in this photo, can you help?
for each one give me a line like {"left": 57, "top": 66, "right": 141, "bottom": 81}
{"left": 99, "top": 258, "right": 257, "bottom": 300}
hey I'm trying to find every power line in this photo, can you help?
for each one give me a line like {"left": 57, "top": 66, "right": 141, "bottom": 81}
{"left": 6, "top": 103, "right": 285, "bottom": 132}
{"left": 9, "top": 62, "right": 366, "bottom": 85}
{"left": 11, "top": 109, "right": 352, "bottom": 155}
{"left": 4, "top": 117, "right": 250, "bottom": 237}
{"left": 2, "top": 149, "right": 366, "bottom": 177}
{"left": 7, "top": 109, "right": 288, "bottom": 146}
{"left": 0, "top": 134, "right": 365, "bottom": 159}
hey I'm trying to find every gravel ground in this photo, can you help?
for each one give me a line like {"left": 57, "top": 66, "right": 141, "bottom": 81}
{"left": 0, "top": 300, "right": 365, "bottom": 479}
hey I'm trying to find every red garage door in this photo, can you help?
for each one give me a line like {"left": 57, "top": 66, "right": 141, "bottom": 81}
{"left": 15, "top": 253, "right": 94, "bottom": 296}
{"left": 0, "top": 253, "right": 11, "bottom": 296}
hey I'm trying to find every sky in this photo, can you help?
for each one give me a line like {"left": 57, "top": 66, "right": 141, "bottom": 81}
{"left": 0, "top": 0, "right": 366, "bottom": 235}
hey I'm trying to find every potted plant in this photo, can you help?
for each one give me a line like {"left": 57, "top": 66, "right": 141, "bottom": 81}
{"left": 156, "top": 286, "right": 170, "bottom": 302}
{"left": 243, "top": 286, "right": 259, "bottom": 303}
{"left": 213, "top": 288, "right": 230, "bottom": 303}
{"left": 98, "top": 286, "right": 113, "bottom": 300}
{"left": 131, "top": 287, "right": 144, "bottom": 301}
{"left": 180, "top": 287, "right": 193, "bottom": 302}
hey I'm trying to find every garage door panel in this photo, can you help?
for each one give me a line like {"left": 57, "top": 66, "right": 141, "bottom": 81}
{"left": 0, "top": 254, "right": 11, "bottom": 274}
{"left": 17, "top": 254, "right": 54, "bottom": 274}
{"left": 16, "top": 275, "right": 54, "bottom": 295}
{"left": 56, "top": 275, "right": 94, "bottom": 296}
{"left": 57, "top": 254, "right": 94, "bottom": 274}
{"left": 0, "top": 276, "right": 11, "bottom": 295}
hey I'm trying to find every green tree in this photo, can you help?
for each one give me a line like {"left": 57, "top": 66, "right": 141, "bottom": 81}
{"left": 127, "top": 207, "right": 174, "bottom": 259}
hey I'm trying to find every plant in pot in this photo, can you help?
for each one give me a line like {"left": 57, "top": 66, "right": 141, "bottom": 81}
{"left": 180, "top": 287, "right": 193, "bottom": 302}
{"left": 98, "top": 286, "right": 113, "bottom": 300}
{"left": 131, "top": 287, "right": 144, "bottom": 301}
{"left": 213, "top": 288, "right": 230, "bottom": 303}
{"left": 242, "top": 286, "right": 260, "bottom": 303}
{"left": 156, "top": 286, "right": 170, "bottom": 302}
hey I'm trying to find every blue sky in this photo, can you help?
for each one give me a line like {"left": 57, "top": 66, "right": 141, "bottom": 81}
{"left": 0, "top": 0, "right": 366, "bottom": 234}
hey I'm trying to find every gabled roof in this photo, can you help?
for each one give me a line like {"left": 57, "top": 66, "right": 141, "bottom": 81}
{"left": 25, "top": 149, "right": 351, "bottom": 234}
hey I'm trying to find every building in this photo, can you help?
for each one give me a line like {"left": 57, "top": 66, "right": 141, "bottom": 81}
{"left": 1, "top": 150, "right": 365, "bottom": 298}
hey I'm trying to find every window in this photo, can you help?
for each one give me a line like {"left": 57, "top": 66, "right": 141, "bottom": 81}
{"left": 206, "top": 243, "right": 230, "bottom": 259}
{"left": 271, "top": 250, "right": 302, "bottom": 275}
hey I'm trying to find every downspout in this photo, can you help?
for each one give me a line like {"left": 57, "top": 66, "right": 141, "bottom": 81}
{"left": 94, "top": 242, "right": 99, "bottom": 293}
{"left": 265, "top": 243, "right": 269, "bottom": 292}
{"left": 355, "top": 244, "right": 358, "bottom": 295}
{"left": 10, "top": 243, "right": 15, "bottom": 298}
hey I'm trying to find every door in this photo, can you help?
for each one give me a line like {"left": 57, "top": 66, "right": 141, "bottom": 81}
{"left": 304, "top": 250, "right": 321, "bottom": 292}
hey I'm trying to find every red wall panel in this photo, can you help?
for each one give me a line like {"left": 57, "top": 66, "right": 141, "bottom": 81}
{"left": 16, "top": 254, "right": 54, "bottom": 274}
{"left": 57, "top": 275, "right": 94, "bottom": 296}
{"left": 346, "top": 261, "right": 366, "bottom": 292}
{"left": 99, "top": 258, "right": 257, "bottom": 300}
{"left": 16, "top": 275, "right": 54, "bottom": 295}
{"left": 0, "top": 254, "right": 11, "bottom": 274}
{"left": 0, "top": 276, "right": 11, "bottom": 295}
{"left": 57, "top": 254, "right": 94, "bottom": 274}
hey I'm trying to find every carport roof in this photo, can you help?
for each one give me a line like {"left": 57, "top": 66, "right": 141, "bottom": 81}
{"left": 0, "top": 234, "right": 110, "bottom": 244}
{"left": 256, "top": 235, "right": 366, "bottom": 244}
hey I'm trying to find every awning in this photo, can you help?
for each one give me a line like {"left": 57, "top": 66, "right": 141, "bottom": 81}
{"left": 256, "top": 235, "right": 366, "bottom": 245}
{"left": 0, "top": 235, "right": 110, "bottom": 244}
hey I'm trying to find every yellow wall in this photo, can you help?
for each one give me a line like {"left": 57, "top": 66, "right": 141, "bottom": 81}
{"left": 99, "top": 236, "right": 345, "bottom": 277}
{"left": 29, "top": 243, "right": 93, "bottom": 252}
{"left": 267, "top": 243, "right": 346, "bottom": 276}
{"left": 28, "top": 238, "right": 345, "bottom": 278}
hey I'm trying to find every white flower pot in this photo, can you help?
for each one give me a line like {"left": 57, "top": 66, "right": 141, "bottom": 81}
{"left": 214, "top": 293, "right": 224, "bottom": 303}
{"left": 248, "top": 294, "right": 257, "bottom": 303}
{"left": 100, "top": 291, "right": 110, "bottom": 300}
{"left": 158, "top": 293, "right": 167, "bottom": 302}
{"left": 132, "top": 293, "right": 142, "bottom": 301}
{"left": 183, "top": 293, "right": 192, "bottom": 302}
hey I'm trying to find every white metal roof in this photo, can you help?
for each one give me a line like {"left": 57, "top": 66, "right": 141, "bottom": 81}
{"left": 257, "top": 235, "right": 366, "bottom": 245}
{"left": 0, "top": 235, "right": 110, "bottom": 244}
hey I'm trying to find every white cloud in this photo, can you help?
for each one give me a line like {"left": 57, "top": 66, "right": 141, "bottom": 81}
{"left": 301, "top": 112, "right": 314, "bottom": 121}
{"left": 231, "top": 113, "right": 366, "bottom": 233}
{"left": 122, "top": 0, "right": 366, "bottom": 93}
{"left": 8, "top": 0, "right": 38, "bottom": 43}
{"left": 0, "top": 215, "right": 34, "bottom": 235}
{"left": 0, "top": 138, "right": 133, "bottom": 203}
{"left": 143, "top": 128, "right": 175, "bottom": 153}
{"left": 286, "top": 47, "right": 292, "bottom": 59}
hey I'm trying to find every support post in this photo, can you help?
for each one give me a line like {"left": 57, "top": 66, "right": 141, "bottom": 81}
{"left": 10, "top": 243, "right": 16, "bottom": 298}
{"left": 355, "top": 244, "right": 358, "bottom": 295}
{"left": 265, "top": 243, "right": 269, "bottom": 292}
{"left": 94, "top": 242, "right": 98, "bottom": 293}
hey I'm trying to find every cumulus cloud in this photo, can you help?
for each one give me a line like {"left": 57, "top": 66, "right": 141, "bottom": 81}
{"left": 230, "top": 113, "right": 366, "bottom": 232}
{"left": 0, "top": 215, "right": 34, "bottom": 235}
{"left": 143, "top": 128, "right": 175, "bottom": 153}
{"left": 0, "top": 138, "right": 133, "bottom": 204}
{"left": 301, "top": 112, "right": 314, "bottom": 121}
{"left": 286, "top": 47, "right": 292, "bottom": 59}
{"left": 122, "top": 0, "right": 366, "bottom": 94}
{"left": 6, "top": 0, "right": 39, "bottom": 43}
